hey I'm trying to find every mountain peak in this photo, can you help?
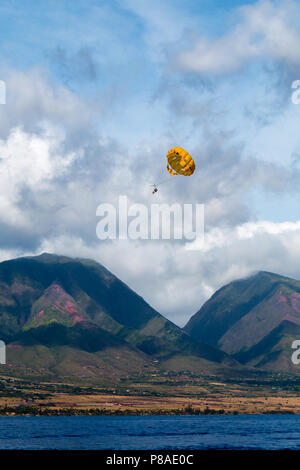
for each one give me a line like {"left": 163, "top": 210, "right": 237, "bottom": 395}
{"left": 184, "top": 270, "right": 300, "bottom": 371}
{"left": 31, "top": 252, "right": 72, "bottom": 263}
{"left": 38, "top": 252, "right": 60, "bottom": 259}
{"left": 25, "top": 280, "right": 88, "bottom": 329}
{"left": 0, "top": 252, "right": 234, "bottom": 379}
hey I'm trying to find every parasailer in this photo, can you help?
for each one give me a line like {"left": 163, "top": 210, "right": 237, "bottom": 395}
{"left": 151, "top": 147, "right": 195, "bottom": 194}
{"left": 166, "top": 147, "right": 195, "bottom": 176}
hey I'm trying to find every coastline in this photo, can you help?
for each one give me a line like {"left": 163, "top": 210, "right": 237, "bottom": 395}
{"left": 0, "top": 404, "right": 297, "bottom": 416}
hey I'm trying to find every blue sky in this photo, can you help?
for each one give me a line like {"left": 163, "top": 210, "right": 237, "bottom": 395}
{"left": 1, "top": 0, "right": 300, "bottom": 324}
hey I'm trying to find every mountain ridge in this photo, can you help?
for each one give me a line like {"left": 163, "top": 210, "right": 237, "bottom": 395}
{"left": 184, "top": 270, "right": 300, "bottom": 372}
{"left": 0, "top": 253, "right": 235, "bottom": 380}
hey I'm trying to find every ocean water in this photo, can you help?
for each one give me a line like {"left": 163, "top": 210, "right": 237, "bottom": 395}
{"left": 0, "top": 415, "right": 299, "bottom": 450}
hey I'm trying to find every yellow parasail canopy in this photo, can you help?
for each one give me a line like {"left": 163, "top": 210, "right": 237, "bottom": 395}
{"left": 166, "top": 147, "right": 195, "bottom": 176}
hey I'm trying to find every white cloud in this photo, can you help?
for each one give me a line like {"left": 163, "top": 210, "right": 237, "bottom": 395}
{"left": 176, "top": 0, "right": 300, "bottom": 74}
{"left": 0, "top": 68, "right": 93, "bottom": 138}
{"left": 0, "top": 124, "right": 77, "bottom": 228}
{"left": 23, "top": 216, "right": 300, "bottom": 327}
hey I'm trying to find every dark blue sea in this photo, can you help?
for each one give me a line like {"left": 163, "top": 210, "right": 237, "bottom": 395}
{"left": 0, "top": 415, "right": 299, "bottom": 450}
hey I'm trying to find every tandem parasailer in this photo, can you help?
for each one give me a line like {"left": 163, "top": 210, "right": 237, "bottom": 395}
{"left": 151, "top": 147, "right": 195, "bottom": 194}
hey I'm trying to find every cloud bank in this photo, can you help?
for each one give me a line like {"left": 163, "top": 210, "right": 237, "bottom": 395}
{"left": 0, "top": 1, "right": 300, "bottom": 326}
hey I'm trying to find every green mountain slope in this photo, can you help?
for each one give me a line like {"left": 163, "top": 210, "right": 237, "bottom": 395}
{"left": 0, "top": 252, "right": 157, "bottom": 337}
{"left": 184, "top": 271, "right": 300, "bottom": 371}
{"left": 235, "top": 319, "right": 300, "bottom": 372}
{"left": 4, "top": 322, "right": 152, "bottom": 380}
{"left": 25, "top": 282, "right": 90, "bottom": 329}
{"left": 0, "top": 253, "right": 234, "bottom": 379}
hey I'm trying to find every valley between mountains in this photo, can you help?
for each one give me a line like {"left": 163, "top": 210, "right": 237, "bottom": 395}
{"left": 0, "top": 253, "right": 300, "bottom": 414}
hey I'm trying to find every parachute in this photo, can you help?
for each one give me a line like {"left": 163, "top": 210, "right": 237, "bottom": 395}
{"left": 166, "top": 147, "right": 195, "bottom": 176}
{"left": 151, "top": 147, "right": 195, "bottom": 194}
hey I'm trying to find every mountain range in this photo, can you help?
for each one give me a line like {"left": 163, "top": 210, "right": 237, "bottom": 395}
{"left": 0, "top": 253, "right": 233, "bottom": 381}
{"left": 0, "top": 254, "right": 299, "bottom": 380}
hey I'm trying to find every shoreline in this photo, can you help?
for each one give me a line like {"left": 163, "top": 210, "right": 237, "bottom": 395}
{"left": 0, "top": 405, "right": 296, "bottom": 416}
